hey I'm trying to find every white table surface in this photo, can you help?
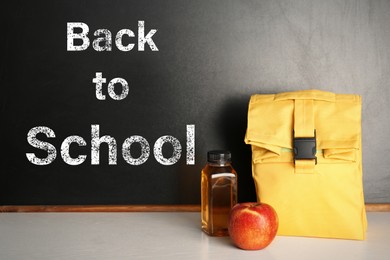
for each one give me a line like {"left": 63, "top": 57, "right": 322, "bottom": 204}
{"left": 0, "top": 212, "right": 389, "bottom": 260}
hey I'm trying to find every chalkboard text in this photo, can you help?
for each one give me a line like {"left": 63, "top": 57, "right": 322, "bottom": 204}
{"left": 93, "top": 72, "right": 129, "bottom": 100}
{"left": 26, "top": 125, "right": 195, "bottom": 166}
{"left": 67, "top": 21, "right": 159, "bottom": 51}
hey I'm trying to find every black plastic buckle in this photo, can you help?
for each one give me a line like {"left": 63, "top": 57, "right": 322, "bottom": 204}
{"left": 293, "top": 130, "right": 317, "bottom": 164}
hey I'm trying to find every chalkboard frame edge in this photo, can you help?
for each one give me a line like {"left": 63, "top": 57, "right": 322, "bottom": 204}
{"left": 0, "top": 204, "right": 389, "bottom": 212}
{"left": 0, "top": 204, "right": 200, "bottom": 212}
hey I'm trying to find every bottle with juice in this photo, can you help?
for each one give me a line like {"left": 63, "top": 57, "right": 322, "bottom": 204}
{"left": 201, "top": 150, "right": 238, "bottom": 236}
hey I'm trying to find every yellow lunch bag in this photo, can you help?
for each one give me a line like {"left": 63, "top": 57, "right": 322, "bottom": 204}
{"left": 244, "top": 89, "right": 367, "bottom": 240}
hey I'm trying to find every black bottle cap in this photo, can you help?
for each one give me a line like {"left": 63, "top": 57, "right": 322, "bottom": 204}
{"left": 207, "top": 150, "right": 231, "bottom": 164}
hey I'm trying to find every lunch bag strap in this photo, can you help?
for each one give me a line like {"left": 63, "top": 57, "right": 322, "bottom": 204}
{"left": 293, "top": 99, "right": 316, "bottom": 174}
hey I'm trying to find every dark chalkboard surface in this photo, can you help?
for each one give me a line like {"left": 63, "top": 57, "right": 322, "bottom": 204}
{"left": 1, "top": 0, "right": 390, "bottom": 205}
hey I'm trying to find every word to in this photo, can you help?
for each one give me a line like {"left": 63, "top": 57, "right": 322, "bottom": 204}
{"left": 93, "top": 72, "right": 128, "bottom": 100}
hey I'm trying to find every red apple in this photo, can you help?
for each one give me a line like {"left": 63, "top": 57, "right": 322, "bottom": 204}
{"left": 228, "top": 202, "right": 278, "bottom": 250}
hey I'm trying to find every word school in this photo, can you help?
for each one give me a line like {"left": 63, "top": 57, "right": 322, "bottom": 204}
{"left": 26, "top": 125, "right": 195, "bottom": 166}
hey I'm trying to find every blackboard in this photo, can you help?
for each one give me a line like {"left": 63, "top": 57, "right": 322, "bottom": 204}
{"left": 1, "top": 0, "right": 389, "bottom": 205}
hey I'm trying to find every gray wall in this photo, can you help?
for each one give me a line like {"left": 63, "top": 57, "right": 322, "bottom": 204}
{"left": 230, "top": 0, "right": 390, "bottom": 202}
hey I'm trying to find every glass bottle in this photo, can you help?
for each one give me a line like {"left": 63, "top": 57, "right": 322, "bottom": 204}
{"left": 201, "top": 150, "right": 238, "bottom": 236}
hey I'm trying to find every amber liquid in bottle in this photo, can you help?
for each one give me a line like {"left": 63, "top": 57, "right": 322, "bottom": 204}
{"left": 201, "top": 151, "right": 237, "bottom": 236}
